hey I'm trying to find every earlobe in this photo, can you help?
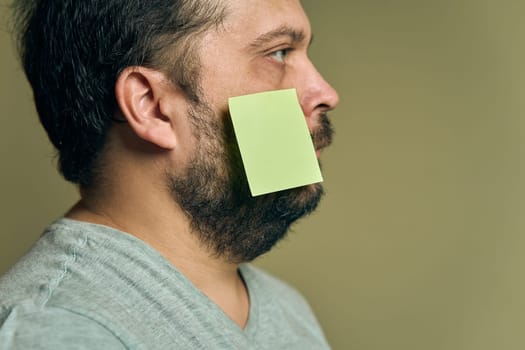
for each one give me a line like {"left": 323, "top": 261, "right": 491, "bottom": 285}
{"left": 115, "top": 67, "right": 177, "bottom": 149}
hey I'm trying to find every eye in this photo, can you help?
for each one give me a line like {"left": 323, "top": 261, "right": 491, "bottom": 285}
{"left": 270, "top": 48, "right": 292, "bottom": 63}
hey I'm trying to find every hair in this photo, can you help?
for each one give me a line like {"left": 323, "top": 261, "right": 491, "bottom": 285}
{"left": 12, "top": 0, "right": 227, "bottom": 187}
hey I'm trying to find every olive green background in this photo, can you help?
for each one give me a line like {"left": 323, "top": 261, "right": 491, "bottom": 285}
{"left": 0, "top": 1, "right": 522, "bottom": 349}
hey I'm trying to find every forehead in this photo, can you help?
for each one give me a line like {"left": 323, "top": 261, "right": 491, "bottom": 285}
{"left": 222, "top": 0, "right": 312, "bottom": 42}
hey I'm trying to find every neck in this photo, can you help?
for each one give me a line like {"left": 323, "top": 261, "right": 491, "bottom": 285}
{"left": 66, "top": 176, "right": 250, "bottom": 328}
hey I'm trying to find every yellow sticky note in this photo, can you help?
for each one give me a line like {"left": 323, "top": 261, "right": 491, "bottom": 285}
{"left": 228, "top": 89, "right": 323, "bottom": 196}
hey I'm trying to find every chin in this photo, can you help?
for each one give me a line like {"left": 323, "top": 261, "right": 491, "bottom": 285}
{"left": 294, "top": 182, "right": 324, "bottom": 202}
{"left": 276, "top": 182, "right": 324, "bottom": 218}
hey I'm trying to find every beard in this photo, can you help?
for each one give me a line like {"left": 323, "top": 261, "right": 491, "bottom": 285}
{"left": 168, "top": 99, "right": 333, "bottom": 263}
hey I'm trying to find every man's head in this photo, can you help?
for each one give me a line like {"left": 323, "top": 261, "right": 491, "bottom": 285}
{"left": 13, "top": 0, "right": 227, "bottom": 186}
{"left": 14, "top": 0, "right": 339, "bottom": 262}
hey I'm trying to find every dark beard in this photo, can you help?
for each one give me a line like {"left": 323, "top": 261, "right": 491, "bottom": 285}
{"left": 168, "top": 101, "right": 333, "bottom": 263}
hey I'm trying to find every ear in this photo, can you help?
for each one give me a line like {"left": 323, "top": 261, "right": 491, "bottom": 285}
{"left": 115, "top": 66, "right": 179, "bottom": 149}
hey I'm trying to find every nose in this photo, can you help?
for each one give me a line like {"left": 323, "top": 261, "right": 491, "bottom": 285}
{"left": 295, "top": 59, "right": 340, "bottom": 119}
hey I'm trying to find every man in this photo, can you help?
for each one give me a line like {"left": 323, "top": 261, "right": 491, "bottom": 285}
{"left": 0, "top": 0, "right": 339, "bottom": 348}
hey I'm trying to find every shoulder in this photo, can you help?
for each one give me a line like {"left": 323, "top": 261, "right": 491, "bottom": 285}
{"left": 0, "top": 219, "right": 141, "bottom": 349}
{"left": 0, "top": 218, "right": 143, "bottom": 307}
{"left": 0, "top": 219, "right": 96, "bottom": 306}
{"left": 0, "top": 301, "right": 127, "bottom": 349}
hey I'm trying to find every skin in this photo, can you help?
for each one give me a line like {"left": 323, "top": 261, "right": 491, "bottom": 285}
{"left": 67, "top": 0, "right": 339, "bottom": 329}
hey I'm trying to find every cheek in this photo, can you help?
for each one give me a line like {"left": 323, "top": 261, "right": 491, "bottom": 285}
{"left": 222, "top": 57, "right": 291, "bottom": 99}
{"left": 246, "top": 60, "right": 287, "bottom": 89}
{"left": 200, "top": 58, "right": 290, "bottom": 114}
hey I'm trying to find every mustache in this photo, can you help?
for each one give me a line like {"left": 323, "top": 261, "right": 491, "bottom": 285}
{"left": 311, "top": 112, "right": 334, "bottom": 150}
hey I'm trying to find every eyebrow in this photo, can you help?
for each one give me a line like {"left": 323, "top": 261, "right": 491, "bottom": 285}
{"left": 246, "top": 25, "right": 312, "bottom": 51}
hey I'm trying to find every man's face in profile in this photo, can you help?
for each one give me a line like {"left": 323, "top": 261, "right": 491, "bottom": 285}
{"left": 168, "top": 0, "right": 339, "bottom": 263}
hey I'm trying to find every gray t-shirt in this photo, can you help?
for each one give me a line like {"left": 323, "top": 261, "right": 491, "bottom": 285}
{"left": 0, "top": 218, "right": 330, "bottom": 349}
